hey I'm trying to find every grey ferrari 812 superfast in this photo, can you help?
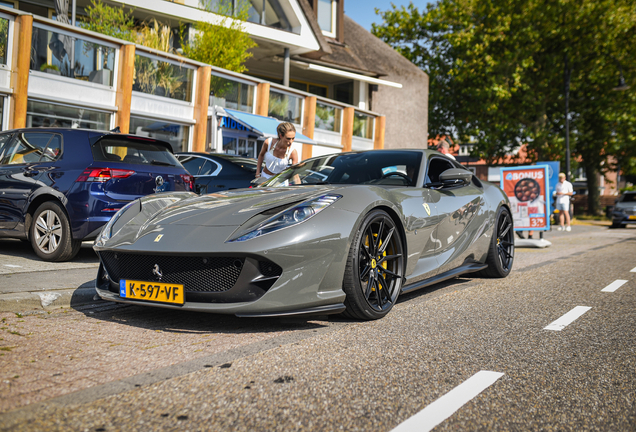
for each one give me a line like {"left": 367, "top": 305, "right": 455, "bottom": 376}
{"left": 93, "top": 149, "right": 514, "bottom": 320}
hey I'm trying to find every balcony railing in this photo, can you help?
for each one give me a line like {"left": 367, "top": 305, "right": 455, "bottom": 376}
{"left": 133, "top": 53, "right": 194, "bottom": 102}
{"left": 268, "top": 89, "right": 302, "bottom": 125}
{"left": 30, "top": 25, "right": 116, "bottom": 86}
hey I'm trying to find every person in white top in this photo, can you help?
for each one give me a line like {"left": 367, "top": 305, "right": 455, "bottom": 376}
{"left": 555, "top": 172, "right": 573, "bottom": 231}
{"left": 255, "top": 122, "right": 299, "bottom": 180}
{"left": 436, "top": 141, "right": 456, "bottom": 160}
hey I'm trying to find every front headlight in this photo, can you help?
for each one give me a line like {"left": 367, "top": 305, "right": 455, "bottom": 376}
{"left": 228, "top": 194, "right": 342, "bottom": 242}
{"left": 94, "top": 200, "right": 138, "bottom": 247}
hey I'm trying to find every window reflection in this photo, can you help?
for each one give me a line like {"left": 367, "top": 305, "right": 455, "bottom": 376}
{"left": 30, "top": 26, "right": 115, "bottom": 86}
{"left": 133, "top": 54, "right": 194, "bottom": 102}
{"left": 315, "top": 102, "right": 341, "bottom": 132}
{"left": 268, "top": 90, "right": 302, "bottom": 124}
{"left": 26, "top": 100, "right": 110, "bottom": 130}
{"left": 130, "top": 116, "right": 190, "bottom": 153}
{"left": 353, "top": 112, "right": 374, "bottom": 139}
{"left": 210, "top": 75, "right": 255, "bottom": 113}
{"left": 0, "top": 18, "right": 8, "bottom": 66}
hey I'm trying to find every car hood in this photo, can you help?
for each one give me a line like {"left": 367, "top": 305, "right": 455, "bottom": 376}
{"left": 137, "top": 186, "right": 339, "bottom": 229}
{"left": 615, "top": 201, "right": 636, "bottom": 210}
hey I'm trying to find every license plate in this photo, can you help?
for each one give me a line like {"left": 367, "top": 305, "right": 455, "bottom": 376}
{"left": 119, "top": 280, "right": 184, "bottom": 305}
{"left": 629, "top": 215, "right": 636, "bottom": 220}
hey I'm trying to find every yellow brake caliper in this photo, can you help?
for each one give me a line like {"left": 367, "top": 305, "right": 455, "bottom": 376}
{"left": 365, "top": 233, "right": 387, "bottom": 291}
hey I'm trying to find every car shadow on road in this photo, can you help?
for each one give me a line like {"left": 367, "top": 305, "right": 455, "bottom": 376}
{"left": 0, "top": 239, "right": 98, "bottom": 263}
{"left": 75, "top": 301, "right": 330, "bottom": 335}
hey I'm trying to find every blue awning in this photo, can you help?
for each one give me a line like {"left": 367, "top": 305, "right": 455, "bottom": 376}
{"left": 224, "top": 108, "right": 316, "bottom": 144}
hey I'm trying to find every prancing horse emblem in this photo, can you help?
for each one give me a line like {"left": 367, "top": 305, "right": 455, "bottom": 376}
{"left": 423, "top": 203, "right": 431, "bottom": 216}
{"left": 152, "top": 264, "right": 163, "bottom": 280}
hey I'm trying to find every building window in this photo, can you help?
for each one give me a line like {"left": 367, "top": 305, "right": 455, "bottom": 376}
{"left": 243, "top": 0, "right": 293, "bottom": 32}
{"left": 30, "top": 25, "right": 116, "bottom": 86}
{"left": 315, "top": 102, "right": 341, "bottom": 133}
{"left": 210, "top": 75, "right": 255, "bottom": 113}
{"left": 334, "top": 81, "right": 353, "bottom": 105}
{"left": 26, "top": 100, "right": 111, "bottom": 129}
{"left": 317, "top": 0, "right": 337, "bottom": 36}
{"left": 130, "top": 116, "right": 190, "bottom": 153}
{"left": 353, "top": 112, "right": 374, "bottom": 139}
{"left": 268, "top": 90, "right": 302, "bottom": 125}
{"left": 289, "top": 81, "right": 328, "bottom": 98}
{"left": 133, "top": 53, "right": 194, "bottom": 102}
{"left": 222, "top": 136, "right": 257, "bottom": 158}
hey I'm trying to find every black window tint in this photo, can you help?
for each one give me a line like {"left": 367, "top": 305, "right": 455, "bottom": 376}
{"left": 2, "top": 132, "right": 58, "bottom": 165}
{"left": 41, "top": 135, "right": 62, "bottom": 162}
{"left": 620, "top": 193, "right": 636, "bottom": 202}
{"left": 179, "top": 156, "right": 204, "bottom": 175}
{"left": 425, "top": 157, "right": 455, "bottom": 184}
{"left": 0, "top": 133, "right": 14, "bottom": 164}
{"left": 92, "top": 138, "right": 179, "bottom": 166}
{"left": 199, "top": 160, "right": 219, "bottom": 176}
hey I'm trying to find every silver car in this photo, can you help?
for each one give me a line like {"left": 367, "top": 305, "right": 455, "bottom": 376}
{"left": 93, "top": 149, "right": 514, "bottom": 320}
{"left": 611, "top": 191, "right": 636, "bottom": 228}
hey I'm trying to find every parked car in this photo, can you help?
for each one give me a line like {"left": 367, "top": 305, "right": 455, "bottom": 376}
{"left": 94, "top": 149, "right": 513, "bottom": 320}
{"left": 610, "top": 191, "right": 636, "bottom": 228}
{"left": 175, "top": 152, "right": 257, "bottom": 194}
{"left": 0, "top": 128, "right": 194, "bottom": 261}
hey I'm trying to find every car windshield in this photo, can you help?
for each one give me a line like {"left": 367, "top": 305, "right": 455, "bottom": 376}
{"left": 261, "top": 151, "right": 422, "bottom": 187}
{"left": 619, "top": 193, "right": 636, "bottom": 203}
{"left": 91, "top": 137, "right": 181, "bottom": 166}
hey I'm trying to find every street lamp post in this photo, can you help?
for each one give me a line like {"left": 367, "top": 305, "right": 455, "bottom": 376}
{"left": 564, "top": 54, "right": 571, "bottom": 182}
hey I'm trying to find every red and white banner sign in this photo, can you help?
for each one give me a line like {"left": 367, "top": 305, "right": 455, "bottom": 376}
{"left": 500, "top": 165, "right": 550, "bottom": 231}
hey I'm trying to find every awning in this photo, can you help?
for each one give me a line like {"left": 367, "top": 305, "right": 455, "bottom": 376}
{"left": 223, "top": 108, "right": 316, "bottom": 144}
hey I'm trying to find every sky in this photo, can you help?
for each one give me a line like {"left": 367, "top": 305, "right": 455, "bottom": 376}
{"left": 343, "top": 0, "right": 433, "bottom": 32}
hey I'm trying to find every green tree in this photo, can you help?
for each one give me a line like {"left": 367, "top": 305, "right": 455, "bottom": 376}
{"left": 373, "top": 0, "right": 636, "bottom": 214}
{"left": 81, "top": 0, "right": 136, "bottom": 42}
{"left": 180, "top": 0, "right": 256, "bottom": 73}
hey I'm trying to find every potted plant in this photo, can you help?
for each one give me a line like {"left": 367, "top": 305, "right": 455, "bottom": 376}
{"left": 40, "top": 63, "right": 61, "bottom": 75}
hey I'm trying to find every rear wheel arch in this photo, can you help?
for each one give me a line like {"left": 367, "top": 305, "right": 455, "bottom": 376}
{"left": 26, "top": 195, "right": 71, "bottom": 239}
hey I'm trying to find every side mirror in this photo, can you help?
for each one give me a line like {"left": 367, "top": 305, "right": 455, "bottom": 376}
{"left": 439, "top": 168, "right": 472, "bottom": 188}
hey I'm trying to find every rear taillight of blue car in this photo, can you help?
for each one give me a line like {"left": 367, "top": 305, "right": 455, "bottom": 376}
{"left": 181, "top": 174, "right": 194, "bottom": 191}
{"left": 76, "top": 168, "right": 135, "bottom": 182}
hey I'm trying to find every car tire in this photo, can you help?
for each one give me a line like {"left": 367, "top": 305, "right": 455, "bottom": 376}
{"left": 342, "top": 209, "right": 405, "bottom": 320}
{"left": 476, "top": 206, "right": 514, "bottom": 278}
{"left": 609, "top": 221, "right": 621, "bottom": 229}
{"left": 30, "top": 201, "right": 81, "bottom": 262}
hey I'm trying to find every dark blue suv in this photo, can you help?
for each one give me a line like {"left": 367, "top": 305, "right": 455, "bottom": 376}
{"left": 0, "top": 128, "right": 194, "bottom": 261}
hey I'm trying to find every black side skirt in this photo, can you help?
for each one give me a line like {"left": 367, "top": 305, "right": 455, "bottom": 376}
{"left": 401, "top": 262, "right": 488, "bottom": 294}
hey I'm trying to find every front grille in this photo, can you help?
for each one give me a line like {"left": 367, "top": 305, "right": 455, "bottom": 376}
{"left": 99, "top": 252, "right": 244, "bottom": 292}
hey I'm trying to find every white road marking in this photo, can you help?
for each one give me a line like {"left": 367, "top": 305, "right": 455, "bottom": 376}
{"left": 631, "top": 266, "right": 636, "bottom": 273}
{"left": 601, "top": 280, "right": 628, "bottom": 293}
{"left": 3, "top": 264, "right": 21, "bottom": 268}
{"left": 390, "top": 371, "right": 504, "bottom": 432}
{"left": 544, "top": 306, "right": 592, "bottom": 331}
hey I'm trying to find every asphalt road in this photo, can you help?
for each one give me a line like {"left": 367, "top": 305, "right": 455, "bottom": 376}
{"left": 0, "top": 223, "right": 634, "bottom": 431}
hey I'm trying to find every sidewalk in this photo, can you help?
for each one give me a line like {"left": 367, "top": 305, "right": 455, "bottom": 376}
{"left": 0, "top": 240, "right": 100, "bottom": 313}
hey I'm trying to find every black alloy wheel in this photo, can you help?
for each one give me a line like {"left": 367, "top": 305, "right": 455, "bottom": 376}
{"left": 343, "top": 209, "right": 404, "bottom": 320}
{"left": 477, "top": 206, "right": 514, "bottom": 278}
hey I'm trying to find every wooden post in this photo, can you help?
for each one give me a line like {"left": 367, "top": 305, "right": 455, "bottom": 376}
{"left": 302, "top": 95, "right": 316, "bottom": 160}
{"left": 373, "top": 115, "right": 386, "bottom": 149}
{"left": 192, "top": 66, "right": 211, "bottom": 152}
{"left": 115, "top": 44, "right": 135, "bottom": 134}
{"left": 255, "top": 82, "right": 270, "bottom": 116}
{"left": 11, "top": 15, "right": 33, "bottom": 129}
{"left": 341, "top": 107, "right": 354, "bottom": 152}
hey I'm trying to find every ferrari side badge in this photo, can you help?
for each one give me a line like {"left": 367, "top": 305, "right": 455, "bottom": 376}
{"left": 423, "top": 203, "right": 431, "bottom": 216}
{"left": 154, "top": 234, "right": 163, "bottom": 242}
